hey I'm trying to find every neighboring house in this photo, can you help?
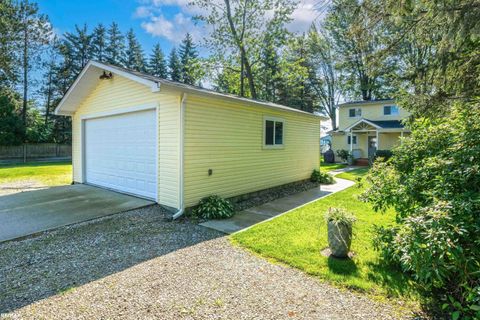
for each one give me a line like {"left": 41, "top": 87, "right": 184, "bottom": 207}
{"left": 320, "top": 135, "right": 331, "bottom": 154}
{"left": 330, "top": 99, "right": 410, "bottom": 162}
{"left": 55, "top": 61, "right": 325, "bottom": 217}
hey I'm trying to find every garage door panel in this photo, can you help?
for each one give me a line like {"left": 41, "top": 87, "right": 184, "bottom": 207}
{"left": 85, "top": 109, "right": 157, "bottom": 200}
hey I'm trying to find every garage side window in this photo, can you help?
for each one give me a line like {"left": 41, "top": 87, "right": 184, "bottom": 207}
{"left": 264, "top": 117, "right": 284, "bottom": 148}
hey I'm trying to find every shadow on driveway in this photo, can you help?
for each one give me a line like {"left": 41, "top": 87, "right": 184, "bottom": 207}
{"left": 0, "top": 205, "right": 223, "bottom": 313}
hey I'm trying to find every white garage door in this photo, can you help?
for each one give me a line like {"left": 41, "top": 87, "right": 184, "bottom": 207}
{"left": 85, "top": 109, "right": 157, "bottom": 200}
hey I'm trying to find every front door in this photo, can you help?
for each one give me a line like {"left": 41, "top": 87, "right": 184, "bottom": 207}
{"left": 368, "top": 136, "right": 377, "bottom": 159}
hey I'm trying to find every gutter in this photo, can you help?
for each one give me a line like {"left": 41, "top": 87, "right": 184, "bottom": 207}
{"left": 172, "top": 93, "right": 187, "bottom": 220}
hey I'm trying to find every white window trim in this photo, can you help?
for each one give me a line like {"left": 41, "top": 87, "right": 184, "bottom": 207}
{"left": 383, "top": 105, "right": 399, "bottom": 116}
{"left": 263, "top": 116, "right": 285, "bottom": 149}
{"left": 347, "top": 134, "right": 358, "bottom": 146}
{"left": 349, "top": 108, "right": 362, "bottom": 118}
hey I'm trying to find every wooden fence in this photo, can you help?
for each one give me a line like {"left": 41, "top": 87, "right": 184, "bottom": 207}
{"left": 0, "top": 143, "right": 72, "bottom": 162}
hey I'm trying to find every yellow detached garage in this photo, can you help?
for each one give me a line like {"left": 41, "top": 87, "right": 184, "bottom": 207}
{"left": 55, "top": 61, "right": 324, "bottom": 218}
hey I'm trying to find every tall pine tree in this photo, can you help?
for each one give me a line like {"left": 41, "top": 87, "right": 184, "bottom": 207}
{"left": 168, "top": 47, "right": 181, "bottom": 81}
{"left": 148, "top": 44, "right": 167, "bottom": 78}
{"left": 16, "top": 0, "right": 52, "bottom": 127}
{"left": 124, "top": 28, "right": 145, "bottom": 71}
{"left": 106, "top": 22, "right": 124, "bottom": 66}
{"left": 91, "top": 23, "right": 107, "bottom": 62}
{"left": 178, "top": 33, "right": 199, "bottom": 85}
{"left": 63, "top": 24, "right": 92, "bottom": 74}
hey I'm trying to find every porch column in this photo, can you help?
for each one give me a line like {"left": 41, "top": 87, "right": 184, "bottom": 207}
{"left": 349, "top": 130, "right": 353, "bottom": 153}
{"left": 400, "top": 130, "right": 404, "bottom": 145}
{"left": 376, "top": 130, "right": 380, "bottom": 150}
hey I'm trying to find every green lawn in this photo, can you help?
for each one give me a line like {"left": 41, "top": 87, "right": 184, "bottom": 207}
{"left": 231, "top": 168, "right": 419, "bottom": 305}
{"left": 0, "top": 161, "right": 72, "bottom": 186}
{"left": 319, "top": 160, "right": 346, "bottom": 172}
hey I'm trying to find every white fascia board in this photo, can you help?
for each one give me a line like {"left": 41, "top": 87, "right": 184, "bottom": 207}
{"left": 344, "top": 118, "right": 382, "bottom": 131}
{"left": 54, "top": 61, "right": 159, "bottom": 116}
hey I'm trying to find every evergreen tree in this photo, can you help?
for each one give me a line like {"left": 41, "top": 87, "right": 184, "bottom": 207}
{"left": 0, "top": 87, "right": 24, "bottom": 145}
{"left": 168, "top": 47, "right": 181, "bottom": 81}
{"left": 16, "top": 0, "right": 52, "bottom": 127}
{"left": 91, "top": 23, "right": 107, "bottom": 62}
{"left": 178, "top": 33, "right": 199, "bottom": 84}
{"left": 124, "top": 28, "right": 145, "bottom": 71}
{"left": 40, "top": 37, "right": 60, "bottom": 126}
{"left": 0, "top": 1, "right": 19, "bottom": 86}
{"left": 148, "top": 44, "right": 167, "bottom": 78}
{"left": 106, "top": 22, "right": 124, "bottom": 66}
{"left": 259, "top": 35, "right": 281, "bottom": 102}
{"left": 63, "top": 24, "right": 93, "bottom": 74}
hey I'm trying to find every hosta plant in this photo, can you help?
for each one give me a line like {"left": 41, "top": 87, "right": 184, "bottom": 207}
{"left": 194, "top": 195, "right": 235, "bottom": 219}
{"left": 311, "top": 169, "right": 334, "bottom": 184}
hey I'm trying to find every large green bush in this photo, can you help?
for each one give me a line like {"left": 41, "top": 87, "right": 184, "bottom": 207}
{"left": 362, "top": 104, "right": 480, "bottom": 318}
{"left": 336, "top": 149, "right": 350, "bottom": 162}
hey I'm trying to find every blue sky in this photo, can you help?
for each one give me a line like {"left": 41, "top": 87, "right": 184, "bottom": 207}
{"left": 37, "top": 0, "right": 179, "bottom": 54}
{"left": 36, "top": 0, "right": 318, "bottom": 57}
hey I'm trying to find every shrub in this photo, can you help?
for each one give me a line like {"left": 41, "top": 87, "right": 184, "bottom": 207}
{"left": 194, "top": 195, "right": 235, "bottom": 219}
{"left": 362, "top": 104, "right": 480, "bottom": 317}
{"left": 374, "top": 150, "right": 393, "bottom": 162}
{"left": 324, "top": 207, "right": 356, "bottom": 227}
{"left": 311, "top": 169, "right": 334, "bottom": 184}
{"left": 336, "top": 149, "right": 350, "bottom": 162}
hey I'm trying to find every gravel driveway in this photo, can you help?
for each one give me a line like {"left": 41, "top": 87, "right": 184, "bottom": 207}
{"left": 1, "top": 206, "right": 413, "bottom": 319}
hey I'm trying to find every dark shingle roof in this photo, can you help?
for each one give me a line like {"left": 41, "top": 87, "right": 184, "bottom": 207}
{"left": 336, "top": 99, "right": 395, "bottom": 107}
{"left": 368, "top": 120, "right": 404, "bottom": 129}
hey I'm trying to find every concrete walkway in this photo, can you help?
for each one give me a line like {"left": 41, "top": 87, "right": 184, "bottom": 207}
{"left": 0, "top": 184, "right": 154, "bottom": 242}
{"left": 328, "top": 165, "right": 365, "bottom": 176}
{"left": 200, "top": 177, "right": 355, "bottom": 234}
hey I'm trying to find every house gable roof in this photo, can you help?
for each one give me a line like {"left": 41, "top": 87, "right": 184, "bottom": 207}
{"left": 343, "top": 118, "right": 405, "bottom": 131}
{"left": 55, "top": 60, "right": 325, "bottom": 119}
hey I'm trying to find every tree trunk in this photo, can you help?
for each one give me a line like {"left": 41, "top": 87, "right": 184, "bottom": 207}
{"left": 22, "top": 27, "right": 28, "bottom": 127}
{"left": 224, "top": 0, "right": 257, "bottom": 99}
{"left": 44, "top": 69, "right": 52, "bottom": 126}
{"left": 240, "top": 51, "right": 245, "bottom": 97}
{"left": 242, "top": 51, "right": 257, "bottom": 99}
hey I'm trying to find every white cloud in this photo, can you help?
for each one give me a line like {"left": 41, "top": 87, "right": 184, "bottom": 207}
{"left": 140, "top": 12, "right": 203, "bottom": 44}
{"left": 134, "top": 6, "right": 153, "bottom": 18}
{"left": 136, "top": 0, "right": 322, "bottom": 44}
{"left": 287, "top": 0, "right": 321, "bottom": 33}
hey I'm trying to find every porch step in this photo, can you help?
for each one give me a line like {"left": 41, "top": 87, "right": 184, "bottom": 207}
{"left": 355, "top": 158, "right": 370, "bottom": 166}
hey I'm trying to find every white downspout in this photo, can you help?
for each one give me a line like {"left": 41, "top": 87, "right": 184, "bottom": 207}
{"left": 172, "top": 93, "right": 187, "bottom": 220}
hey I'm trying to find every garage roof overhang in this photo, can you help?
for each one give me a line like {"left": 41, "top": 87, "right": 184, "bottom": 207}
{"left": 54, "top": 61, "right": 160, "bottom": 116}
{"left": 55, "top": 60, "right": 327, "bottom": 120}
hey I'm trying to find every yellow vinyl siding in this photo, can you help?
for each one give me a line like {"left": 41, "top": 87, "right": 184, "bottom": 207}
{"left": 71, "top": 75, "right": 181, "bottom": 208}
{"left": 338, "top": 102, "right": 410, "bottom": 131}
{"left": 158, "top": 95, "right": 181, "bottom": 209}
{"left": 183, "top": 95, "right": 320, "bottom": 207}
{"left": 331, "top": 132, "right": 405, "bottom": 161}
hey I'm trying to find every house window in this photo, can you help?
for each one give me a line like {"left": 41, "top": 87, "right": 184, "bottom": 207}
{"left": 347, "top": 135, "right": 357, "bottom": 145}
{"left": 349, "top": 108, "right": 362, "bottom": 117}
{"left": 264, "top": 117, "right": 284, "bottom": 147}
{"left": 384, "top": 105, "right": 399, "bottom": 115}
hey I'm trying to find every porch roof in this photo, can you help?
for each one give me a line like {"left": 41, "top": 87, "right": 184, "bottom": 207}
{"left": 343, "top": 118, "right": 405, "bottom": 132}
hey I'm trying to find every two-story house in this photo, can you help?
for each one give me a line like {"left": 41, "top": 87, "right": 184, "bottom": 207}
{"left": 330, "top": 99, "right": 410, "bottom": 163}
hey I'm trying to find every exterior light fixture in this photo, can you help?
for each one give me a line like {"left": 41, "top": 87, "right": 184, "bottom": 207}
{"left": 99, "top": 71, "right": 113, "bottom": 80}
